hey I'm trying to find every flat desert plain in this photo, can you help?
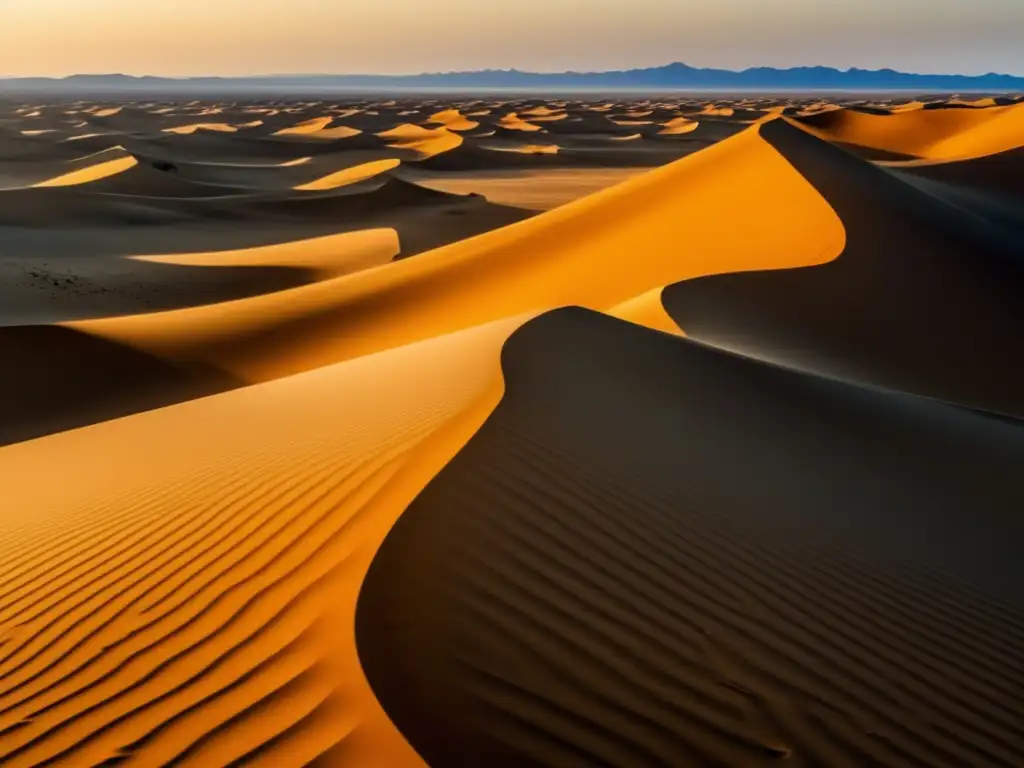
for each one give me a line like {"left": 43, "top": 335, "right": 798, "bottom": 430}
{"left": 0, "top": 93, "right": 1022, "bottom": 766}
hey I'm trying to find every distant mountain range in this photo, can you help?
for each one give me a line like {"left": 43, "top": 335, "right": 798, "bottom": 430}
{"left": 5, "top": 63, "right": 1024, "bottom": 92}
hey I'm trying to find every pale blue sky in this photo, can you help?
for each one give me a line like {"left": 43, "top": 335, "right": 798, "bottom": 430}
{"left": 3, "top": 0, "right": 1022, "bottom": 77}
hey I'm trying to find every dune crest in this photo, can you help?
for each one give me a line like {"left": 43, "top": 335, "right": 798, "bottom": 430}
{"left": 67, "top": 125, "right": 843, "bottom": 386}
{"left": 32, "top": 154, "right": 139, "bottom": 188}
{"left": 794, "top": 101, "right": 1024, "bottom": 159}
{"left": 293, "top": 159, "right": 402, "bottom": 191}
{"left": 133, "top": 229, "right": 401, "bottom": 278}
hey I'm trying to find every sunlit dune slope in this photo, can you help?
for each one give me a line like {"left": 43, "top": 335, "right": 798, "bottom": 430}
{"left": 609, "top": 287, "right": 684, "bottom": 335}
{"left": 794, "top": 101, "right": 1024, "bottom": 159}
{"left": 293, "top": 159, "right": 402, "bottom": 191}
{"left": 0, "top": 316, "right": 531, "bottom": 767}
{"left": 134, "top": 229, "right": 400, "bottom": 278}
{"left": 162, "top": 123, "right": 239, "bottom": 136}
{"left": 31, "top": 149, "right": 138, "bottom": 188}
{"left": 272, "top": 117, "right": 335, "bottom": 136}
{"left": 70, "top": 125, "right": 844, "bottom": 385}
{"left": 426, "top": 110, "right": 480, "bottom": 132}
{"left": 496, "top": 114, "right": 543, "bottom": 132}
{"left": 377, "top": 125, "right": 464, "bottom": 158}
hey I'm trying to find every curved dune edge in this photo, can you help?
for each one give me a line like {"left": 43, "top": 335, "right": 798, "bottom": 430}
{"left": 162, "top": 123, "right": 239, "bottom": 136}
{"left": 0, "top": 314, "right": 535, "bottom": 767}
{"left": 497, "top": 114, "right": 543, "bottom": 132}
{"left": 67, "top": 125, "right": 845, "bottom": 385}
{"left": 483, "top": 144, "right": 560, "bottom": 155}
{"left": 272, "top": 117, "right": 334, "bottom": 136}
{"left": 792, "top": 101, "right": 1024, "bottom": 160}
{"left": 32, "top": 155, "right": 139, "bottom": 188}
{"left": 132, "top": 229, "right": 401, "bottom": 279}
{"left": 427, "top": 110, "right": 480, "bottom": 133}
{"left": 662, "top": 117, "right": 1024, "bottom": 417}
{"left": 356, "top": 307, "right": 1024, "bottom": 767}
{"left": 301, "top": 126, "right": 364, "bottom": 140}
{"left": 609, "top": 287, "right": 684, "bottom": 335}
{"left": 293, "top": 159, "right": 402, "bottom": 191}
{"left": 658, "top": 119, "right": 700, "bottom": 136}
{"left": 378, "top": 125, "right": 464, "bottom": 158}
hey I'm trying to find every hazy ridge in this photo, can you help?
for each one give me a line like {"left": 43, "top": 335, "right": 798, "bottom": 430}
{"left": 5, "top": 62, "right": 1024, "bottom": 92}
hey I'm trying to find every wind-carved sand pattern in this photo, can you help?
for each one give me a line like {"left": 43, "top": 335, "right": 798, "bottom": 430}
{"left": 0, "top": 94, "right": 1022, "bottom": 766}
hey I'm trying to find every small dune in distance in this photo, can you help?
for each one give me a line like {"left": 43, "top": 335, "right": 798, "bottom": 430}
{"left": 0, "top": 88, "right": 1022, "bottom": 767}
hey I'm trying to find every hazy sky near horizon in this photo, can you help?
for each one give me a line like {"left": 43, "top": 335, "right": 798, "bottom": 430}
{"left": 4, "top": 0, "right": 1022, "bottom": 77}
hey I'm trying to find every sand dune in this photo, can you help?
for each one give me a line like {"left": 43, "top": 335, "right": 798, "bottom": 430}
{"left": 795, "top": 101, "right": 1024, "bottom": 159}
{"left": 427, "top": 110, "right": 480, "bottom": 133}
{"left": 0, "top": 315, "right": 530, "bottom": 767}
{"left": 294, "top": 159, "right": 402, "bottom": 191}
{"left": 376, "top": 124, "right": 465, "bottom": 158}
{"left": 658, "top": 118, "right": 700, "bottom": 135}
{"left": 31, "top": 148, "right": 139, "bottom": 188}
{"left": 1, "top": 93, "right": 1022, "bottom": 767}
{"left": 272, "top": 116, "right": 335, "bottom": 136}
{"left": 497, "top": 113, "right": 544, "bottom": 132}
{"left": 163, "top": 123, "right": 240, "bottom": 136}
{"left": 52, "top": 124, "right": 841, "bottom": 393}
{"left": 663, "top": 118, "right": 1024, "bottom": 416}
{"left": 408, "top": 168, "right": 652, "bottom": 211}
{"left": 359, "top": 307, "right": 1024, "bottom": 767}
{"left": 134, "top": 229, "right": 400, "bottom": 278}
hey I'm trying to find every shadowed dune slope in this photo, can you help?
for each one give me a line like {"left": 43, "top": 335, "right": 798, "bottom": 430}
{"left": 0, "top": 315, "right": 534, "bottom": 767}
{"left": 358, "top": 307, "right": 1024, "bottom": 768}
{"left": 882, "top": 147, "right": 1024, "bottom": 203}
{"left": 0, "top": 325, "right": 240, "bottom": 447}
{"left": 662, "top": 118, "right": 1024, "bottom": 417}
{"left": 0, "top": 228, "right": 406, "bottom": 329}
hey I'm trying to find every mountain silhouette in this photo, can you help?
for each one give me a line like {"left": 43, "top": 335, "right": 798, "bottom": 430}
{"left": 5, "top": 63, "right": 1023, "bottom": 91}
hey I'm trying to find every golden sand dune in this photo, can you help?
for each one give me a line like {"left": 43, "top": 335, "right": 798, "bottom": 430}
{"left": 134, "top": 229, "right": 400, "bottom": 278}
{"left": 163, "top": 123, "right": 239, "bottom": 136}
{"left": 608, "top": 286, "right": 684, "bottom": 334}
{"left": 293, "top": 158, "right": 402, "bottom": 191}
{"left": 0, "top": 94, "right": 1022, "bottom": 767}
{"left": 377, "top": 124, "right": 465, "bottom": 158}
{"left": 795, "top": 101, "right": 1024, "bottom": 159}
{"left": 0, "top": 315, "right": 529, "bottom": 767}
{"left": 426, "top": 109, "right": 480, "bottom": 133}
{"left": 480, "top": 143, "right": 560, "bottom": 155}
{"left": 408, "top": 167, "right": 651, "bottom": 211}
{"left": 496, "top": 113, "right": 543, "bottom": 132}
{"left": 31, "top": 148, "right": 138, "bottom": 189}
{"left": 62, "top": 125, "right": 842, "bottom": 389}
{"left": 271, "top": 116, "right": 335, "bottom": 136}
{"left": 658, "top": 117, "right": 700, "bottom": 135}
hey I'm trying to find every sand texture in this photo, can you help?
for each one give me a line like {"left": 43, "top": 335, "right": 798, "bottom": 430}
{"left": 0, "top": 93, "right": 1022, "bottom": 767}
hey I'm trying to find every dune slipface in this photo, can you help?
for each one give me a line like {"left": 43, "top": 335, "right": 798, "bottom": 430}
{"left": 0, "top": 94, "right": 1022, "bottom": 767}
{"left": 357, "top": 308, "right": 1024, "bottom": 767}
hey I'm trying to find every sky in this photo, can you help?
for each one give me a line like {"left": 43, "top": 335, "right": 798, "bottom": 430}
{"left": 3, "top": 0, "right": 1022, "bottom": 77}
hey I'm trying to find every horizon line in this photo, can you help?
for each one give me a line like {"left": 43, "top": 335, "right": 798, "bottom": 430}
{"left": 4, "top": 61, "right": 1024, "bottom": 81}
